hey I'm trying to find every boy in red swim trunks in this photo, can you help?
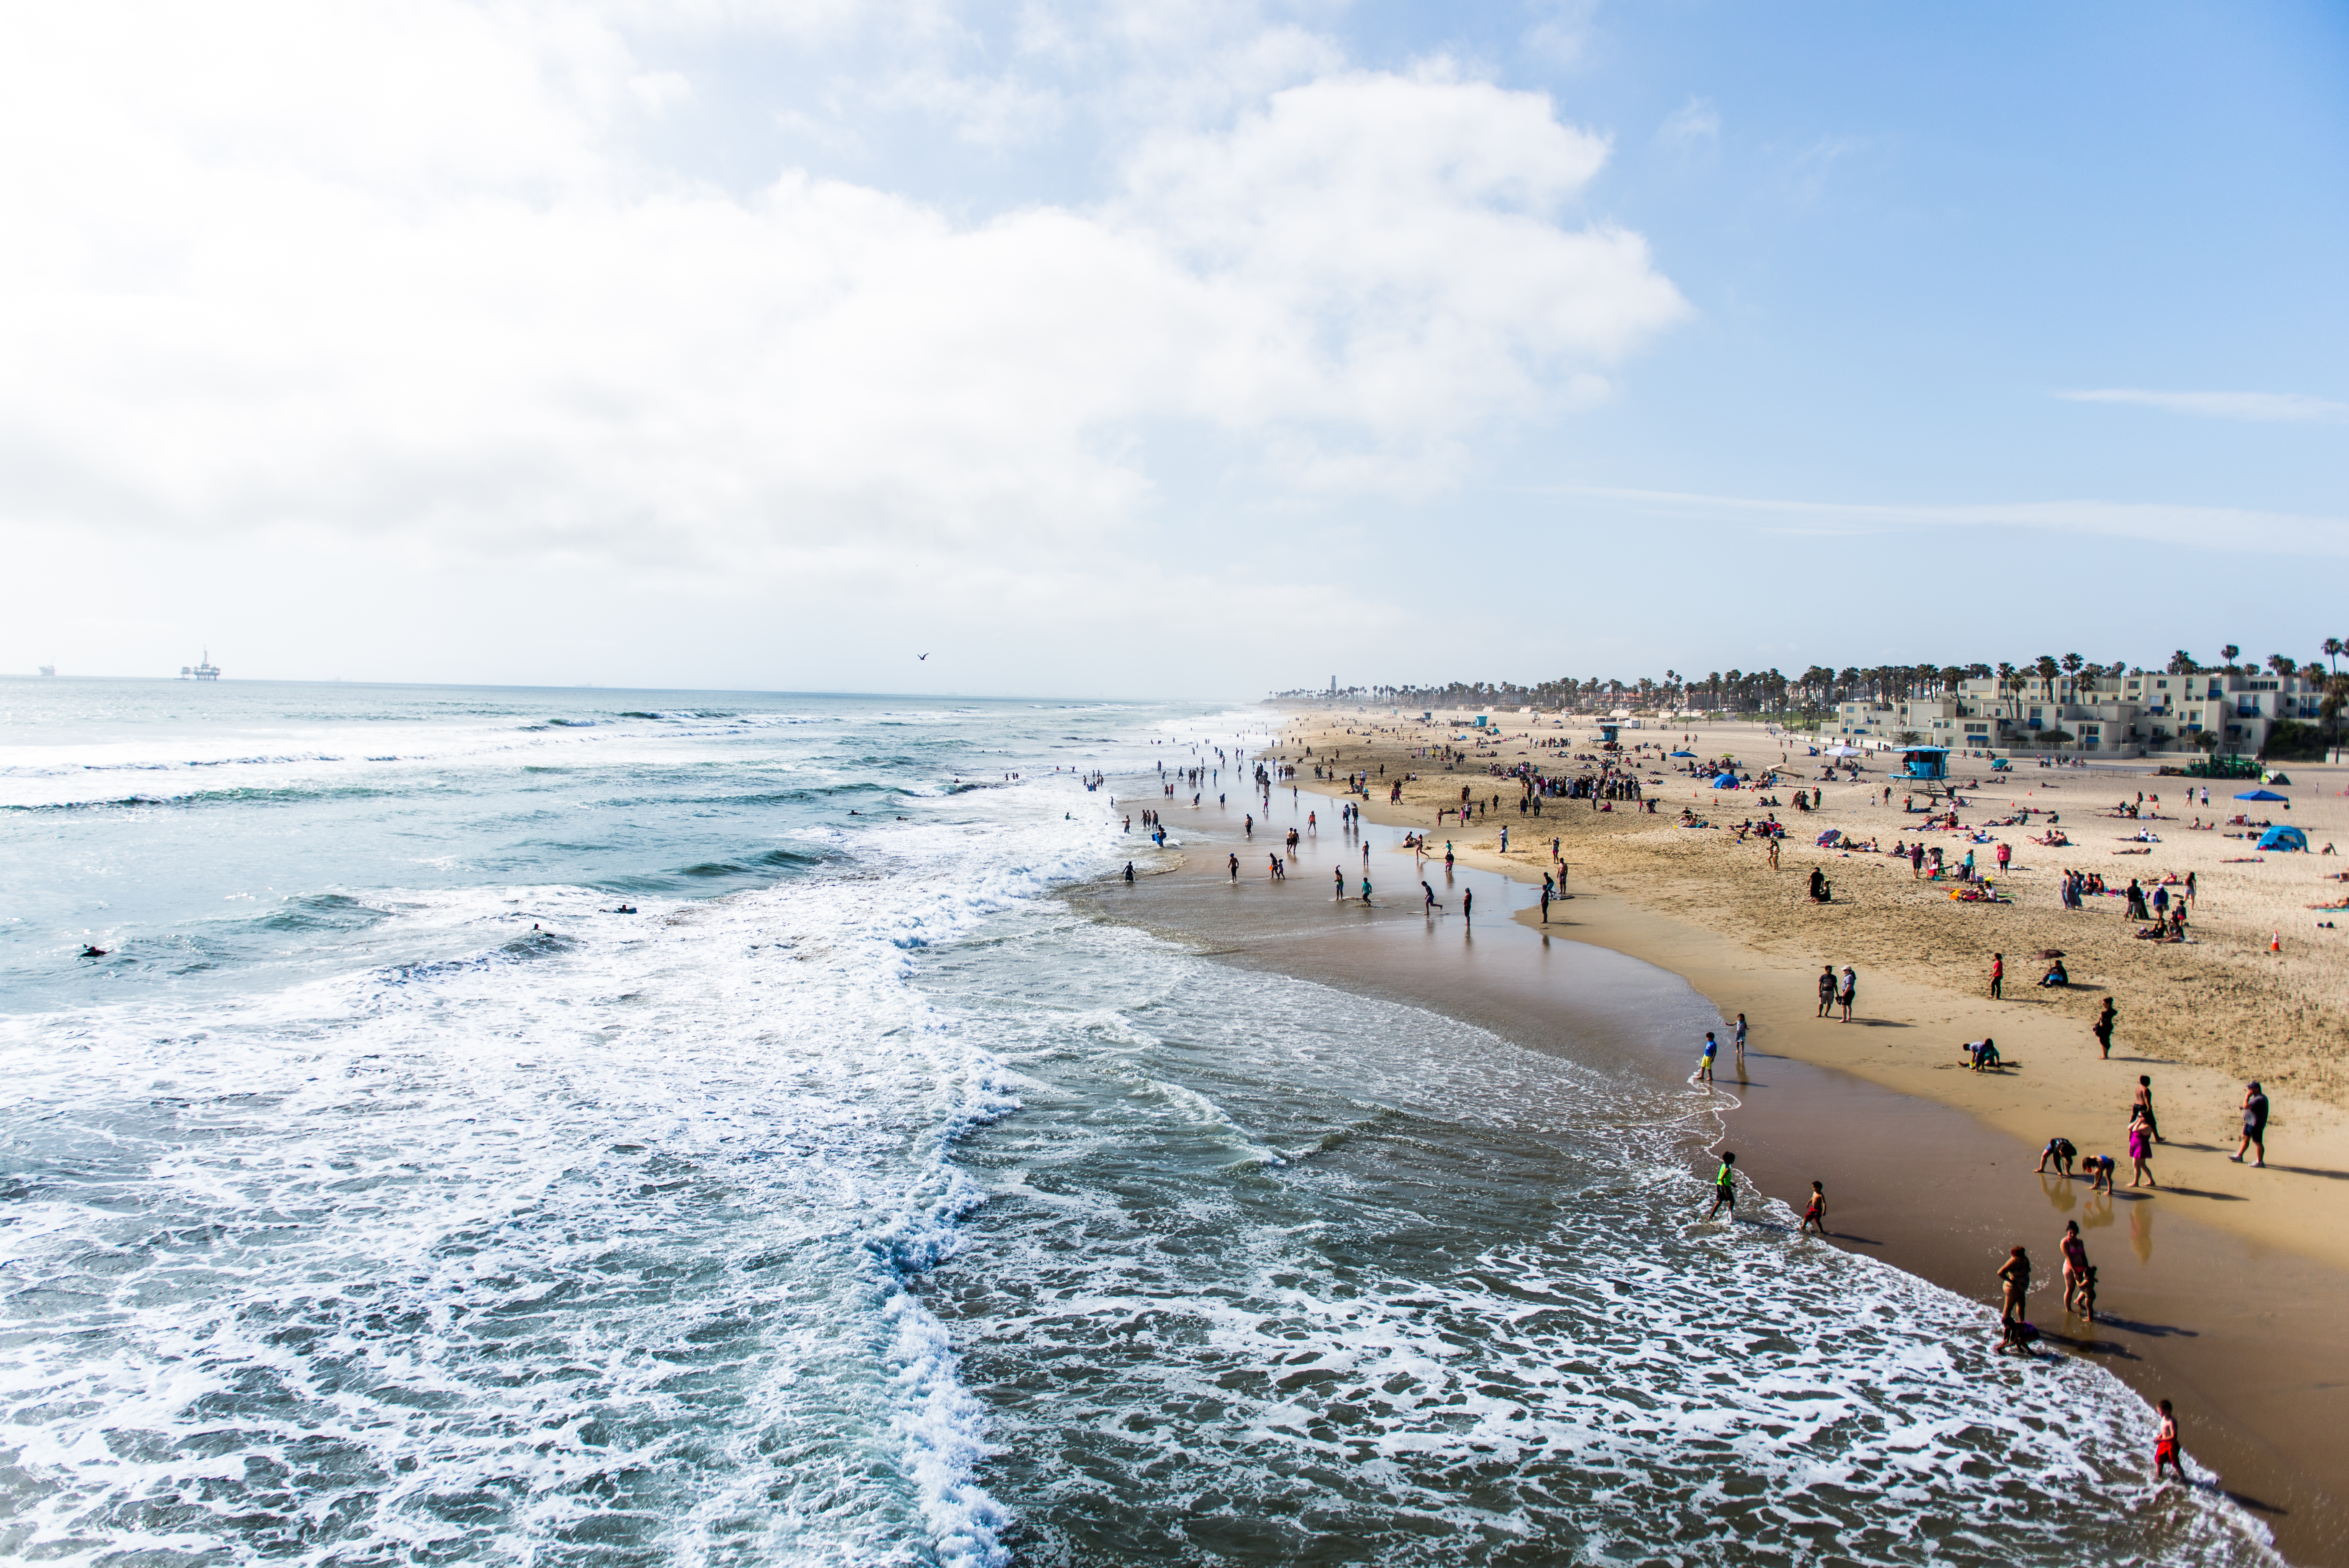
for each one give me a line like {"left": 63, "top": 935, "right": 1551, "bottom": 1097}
{"left": 1799, "top": 1181, "right": 1825, "bottom": 1235}
{"left": 2153, "top": 1400, "right": 2184, "bottom": 1482}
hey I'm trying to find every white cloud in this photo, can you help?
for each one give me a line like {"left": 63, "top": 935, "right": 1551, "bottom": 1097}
{"left": 1656, "top": 96, "right": 1719, "bottom": 151}
{"left": 1561, "top": 486, "right": 2349, "bottom": 557}
{"left": 2057, "top": 388, "right": 2349, "bottom": 423}
{"left": 0, "top": 4, "right": 1686, "bottom": 637}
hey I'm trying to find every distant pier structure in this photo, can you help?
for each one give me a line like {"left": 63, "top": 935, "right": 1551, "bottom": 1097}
{"left": 180, "top": 648, "right": 222, "bottom": 680}
{"left": 38, "top": 663, "right": 55, "bottom": 676}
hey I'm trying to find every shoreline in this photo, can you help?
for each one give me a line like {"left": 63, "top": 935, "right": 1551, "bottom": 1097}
{"left": 1080, "top": 741, "right": 2349, "bottom": 1566}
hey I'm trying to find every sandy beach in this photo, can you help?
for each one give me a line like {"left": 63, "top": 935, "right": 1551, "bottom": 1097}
{"left": 1087, "top": 711, "right": 2349, "bottom": 1566}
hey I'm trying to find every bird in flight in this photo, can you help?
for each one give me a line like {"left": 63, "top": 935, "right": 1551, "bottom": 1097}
{"left": 918, "top": 652, "right": 930, "bottom": 660}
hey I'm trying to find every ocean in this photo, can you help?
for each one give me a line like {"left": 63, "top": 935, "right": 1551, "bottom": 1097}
{"left": 0, "top": 680, "right": 2277, "bottom": 1566}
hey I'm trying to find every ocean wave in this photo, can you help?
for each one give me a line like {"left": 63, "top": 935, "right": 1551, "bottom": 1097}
{"left": 0, "top": 782, "right": 1132, "bottom": 1567}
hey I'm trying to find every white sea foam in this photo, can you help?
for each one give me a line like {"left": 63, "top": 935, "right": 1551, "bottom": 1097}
{"left": 0, "top": 781, "right": 1134, "bottom": 1565}
{"left": 916, "top": 914, "right": 2281, "bottom": 1567}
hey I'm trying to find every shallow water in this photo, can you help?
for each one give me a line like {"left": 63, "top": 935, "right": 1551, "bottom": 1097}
{"left": 0, "top": 680, "right": 2276, "bottom": 1564}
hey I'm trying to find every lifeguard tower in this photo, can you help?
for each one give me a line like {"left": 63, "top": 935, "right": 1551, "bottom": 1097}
{"left": 1598, "top": 722, "right": 1622, "bottom": 749}
{"left": 1896, "top": 746, "right": 1951, "bottom": 789}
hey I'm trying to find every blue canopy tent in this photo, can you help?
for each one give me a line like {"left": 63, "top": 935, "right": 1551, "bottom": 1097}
{"left": 1896, "top": 746, "right": 1950, "bottom": 782}
{"left": 2257, "top": 824, "right": 2308, "bottom": 851}
{"left": 1711, "top": 773, "right": 1740, "bottom": 788}
{"left": 2235, "top": 789, "right": 2288, "bottom": 803}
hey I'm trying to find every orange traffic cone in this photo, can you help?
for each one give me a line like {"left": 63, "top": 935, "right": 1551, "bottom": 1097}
{"left": 2270, "top": 931, "right": 2283, "bottom": 954}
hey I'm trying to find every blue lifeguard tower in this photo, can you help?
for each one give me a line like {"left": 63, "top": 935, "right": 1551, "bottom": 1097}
{"left": 1599, "top": 722, "right": 1622, "bottom": 748}
{"left": 1896, "top": 746, "right": 1950, "bottom": 782}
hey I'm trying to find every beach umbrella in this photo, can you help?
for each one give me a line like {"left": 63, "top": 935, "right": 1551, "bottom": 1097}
{"left": 2036, "top": 949, "right": 2065, "bottom": 960}
{"left": 1826, "top": 745, "right": 1861, "bottom": 757}
{"left": 2234, "top": 789, "right": 2288, "bottom": 802}
{"left": 1669, "top": 750, "right": 1696, "bottom": 757}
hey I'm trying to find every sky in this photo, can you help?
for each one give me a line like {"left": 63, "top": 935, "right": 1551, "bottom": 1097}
{"left": 2, "top": 0, "right": 2344, "bottom": 698}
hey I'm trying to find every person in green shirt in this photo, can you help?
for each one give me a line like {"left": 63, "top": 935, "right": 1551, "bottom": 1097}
{"left": 1704, "top": 1151, "right": 1738, "bottom": 1220}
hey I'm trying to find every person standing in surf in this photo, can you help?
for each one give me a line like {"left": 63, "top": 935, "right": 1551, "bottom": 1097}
{"left": 2154, "top": 1401, "right": 2185, "bottom": 1483}
{"left": 1704, "top": 1152, "right": 1738, "bottom": 1220}
{"left": 1697, "top": 1032, "right": 1719, "bottom": 1083}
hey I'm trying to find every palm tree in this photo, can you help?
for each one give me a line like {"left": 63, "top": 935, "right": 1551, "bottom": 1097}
{"left": 2168, "top": 650, "right": 2197, "bottom": 675}
{"left": 2323, "top": 637, "right": 2343, "bottom": 676}
{"left": 2035, "top": 654, "right": 2060, "bottom": 706}
{"left": 2220, "top": 643, "right": 2240, "bottom": 670}
{"left": 2268, "top": 652, "right": 2296, "bottom": 680}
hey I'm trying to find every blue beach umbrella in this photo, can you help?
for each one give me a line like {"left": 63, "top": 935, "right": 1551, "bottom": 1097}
{"left": 2234, "top": 789, "right": 2288, "bottom": 802}
{"left": 1670, "top": 750, "right": 1696, "bottom": 757}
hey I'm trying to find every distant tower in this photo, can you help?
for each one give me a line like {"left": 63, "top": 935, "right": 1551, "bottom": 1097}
{"left": 1329, "top": 675, "right": 1337, "bottom": 698}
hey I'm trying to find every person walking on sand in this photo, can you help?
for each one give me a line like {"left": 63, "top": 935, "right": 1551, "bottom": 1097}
{"left": 1697, "top": 1032, "right": 1719, "bottom": 1082}
{"left": 1997, "top": 1245, "right": 2031, "bottom": 1325}
{"left": 1799, "top": 1181, "right": 1826, "bottom": 1234}
{"left": 1989, "top": 953, "right": 2003, "bottom": 1000}
{"left": 1837, "top": 966, "right": 1857, "bottom": 1022}
{"left": 1704, "top": 1152, "right": 1738, "bottom": 1220}
{"left": 1540, "top": 883, "right": 1551, "bottom": 923}
{"left": 2133, "top": 1076, "right": 2162, "bottom": 1143}
{"left": 1818, "top": 965, "right": 1836, "bottom": 1018}
{"left": 1423, "top": 881, "right": 1439, "bottom": 914}
{"left": 1462, "top": 888, "right": 1473, "bottom": 926}
{"left": 2154, "top": 1401, "right": 2185, "bottom": 1483}
{"left": 2127, "top": 1108, "right": 2157, "bottom": 1188}
{"left": 2059, "top": 1220, "right": 2091, "bottom": 1313}
{"left": 2091, "top": 997, "right": 2116, "bottom": 1059}
{"left": 2233, "top": 1081, "right": 2268, "bottom": 1166}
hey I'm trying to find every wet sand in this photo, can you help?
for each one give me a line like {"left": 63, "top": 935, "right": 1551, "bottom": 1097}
{"left": 1073, "top": 785, "right": 2349, "bottom": 1566}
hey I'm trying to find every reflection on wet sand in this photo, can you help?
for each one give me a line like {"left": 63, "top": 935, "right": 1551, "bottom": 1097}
{"left": 2132, "top": 1196, "right": 2155, "bottom": 1264}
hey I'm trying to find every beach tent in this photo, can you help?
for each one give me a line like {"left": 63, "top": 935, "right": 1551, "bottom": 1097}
{"left": 1826, "top": 745, "right": 1861, "bottom": 757}
{"left": 2257, "top": 824, "right": 2308, "bottom": 851}
{"left": 2264, "top": 771, "right": 2292, "bottom": 785}
{"left": 2234, "top": 789, "right": 2288, "bottom": 802}
{"left": 1711, "top": 773, "right": 1740, "bottom": 788}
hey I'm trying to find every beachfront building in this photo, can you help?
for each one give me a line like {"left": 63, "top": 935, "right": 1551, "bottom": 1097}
{"left": 1831, "top": 667, "right": 2330, "bottom": 758}
{"left": 2119, "top": 670, "right": 2328, "bottom": 756}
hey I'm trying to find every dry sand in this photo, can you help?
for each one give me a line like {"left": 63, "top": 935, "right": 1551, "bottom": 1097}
{"left": 1276, "top": 709, "right": 2349, "bottom": 1272}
